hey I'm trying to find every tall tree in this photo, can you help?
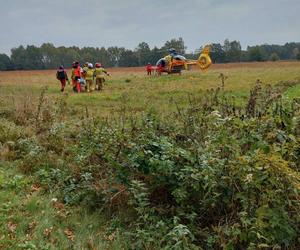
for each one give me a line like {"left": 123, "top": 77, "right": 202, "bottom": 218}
{"left": 119, "top": 50, "right": 139, "bottom": 67}
{"left": 248, "top": 46, "right": 263, "bottom": 62}
{"left": 162, "top": 37, "right": 186, "bottom": 55}
{"left": 136, "top": 42, "right": 151, "bottom": 66}
{"left": 95, "top": 47, "right": 112, "bottom": 67}
{"left": 226, "top": 40, "right": 242, "bottom": 62}
{"left": 0, "top": 54, "right": 13, "bottom": 70}
{"left": 40, "top": 43, "right": 60, "bottom": 69}
{"left": 107, "top": 47, "right": 125, "bottom": 67}
{"left": 148, "top": 46, "right": 164, "bottom": 65}
{"left": 26, "top": 45, "right": 44, "bottom": 69}
{"left": 210, "top": 43, "right": 226, "bottom": 63}
{"left": 11, "top": 46, "right": 27, "bottom": 70}
{"left": 292, "top": 48, "right": 300, "bottom": 59}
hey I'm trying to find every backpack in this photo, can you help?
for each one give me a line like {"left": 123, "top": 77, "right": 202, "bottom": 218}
{"left": 57, "top": 70, "right": 66, "bottom": 80}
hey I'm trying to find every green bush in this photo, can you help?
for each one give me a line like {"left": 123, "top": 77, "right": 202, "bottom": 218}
{"left": 269, "top": 52, "right": 280, "bottom": 61}
{"left": 0, "top": 118, "right": 23, "bottom": 143}
{"left": 7, "top": 82, "right": 300, "bottom": 249}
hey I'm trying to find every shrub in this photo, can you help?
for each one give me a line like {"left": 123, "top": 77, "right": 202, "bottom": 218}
{"left": 7, "top": 82, "right": 300, "bottom": 249}
{"left": 0, "top": 118, "right": 23, "bottom": 143}
{"left": 269, "top": 52, "right": 280, "bottom": 61}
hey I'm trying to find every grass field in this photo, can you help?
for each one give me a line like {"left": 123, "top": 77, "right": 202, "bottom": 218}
{"left": 1, "top": 61, "right": 300, "bottom": 249}
{"left": 1, "top": 61, "right": 300, "bottom": 117}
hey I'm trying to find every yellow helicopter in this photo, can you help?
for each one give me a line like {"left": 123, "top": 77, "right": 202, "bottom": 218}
{"left": 155, "top": 44, "right": 212, "bottom": 74}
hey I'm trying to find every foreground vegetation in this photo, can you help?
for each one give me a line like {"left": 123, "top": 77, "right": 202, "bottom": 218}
{"left": 1, "top": 65, "right": 300, "bottom": 249}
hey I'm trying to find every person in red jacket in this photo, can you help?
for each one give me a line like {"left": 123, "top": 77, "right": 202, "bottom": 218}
{"left": 146, "top": 63, "right": 152, "bottom": 75}
{"left": 71, "top": 62, "right": 76, "bottom": 92}
{"left": 56, "top": 65, "right": 69, "bottom": 92}
{"left": 156, "top": 64, "right": 163, "bottom": 76}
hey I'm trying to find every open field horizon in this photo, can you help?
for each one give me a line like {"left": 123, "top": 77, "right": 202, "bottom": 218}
{"left": 1, "top": 60, "right": 300, "bottom": 117}
{"left": 1, "top": 60, "right": 300, "bottom": 75}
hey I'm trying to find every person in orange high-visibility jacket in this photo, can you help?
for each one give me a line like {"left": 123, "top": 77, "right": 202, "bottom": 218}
{"left": 71, "top": 62, "right": 81, "bottom": 92}
{"left": 72, "top": 62, "right": 81, "bottom": 93}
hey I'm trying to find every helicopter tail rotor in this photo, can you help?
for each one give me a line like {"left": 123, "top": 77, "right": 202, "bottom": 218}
{"left": 198, "top": 45, "right": 212, "bottom": 70}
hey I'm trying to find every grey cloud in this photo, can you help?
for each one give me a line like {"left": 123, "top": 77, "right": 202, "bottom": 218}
{"left": 0, "top": 0, "right": 299, "bottom": 54}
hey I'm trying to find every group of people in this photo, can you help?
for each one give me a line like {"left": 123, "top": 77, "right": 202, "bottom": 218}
{"left": 56, "top": 61, "right": 110, "bottom": 93}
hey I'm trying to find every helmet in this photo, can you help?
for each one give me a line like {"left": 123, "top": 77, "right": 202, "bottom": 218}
{"left": 59, "top": 65, "right": 64, "bottom": 69}
{"left": 168, "top": 48, "right": 176, "bottom": 53}
{"left": 95, "top": 63, "right": 101, "bottom": 68}
{"left": 88, "top": 63, "right": 93, "bottom": 68}
{"left": 84, "top": 62, "right": 89, "bottom": 67}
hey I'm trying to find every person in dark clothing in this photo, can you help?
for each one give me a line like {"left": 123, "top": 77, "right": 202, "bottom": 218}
{"left": 56, "top": 65, "right": 69, "bottom": 92}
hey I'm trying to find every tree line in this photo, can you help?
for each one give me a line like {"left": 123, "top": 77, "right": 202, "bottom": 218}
{"left": 0, "top": 38, "right": 300, "bottom": 71}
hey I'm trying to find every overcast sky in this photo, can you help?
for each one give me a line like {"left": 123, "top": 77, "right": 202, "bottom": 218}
{"left": 0, "top": 0, "right": 299, "bottom": 54}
